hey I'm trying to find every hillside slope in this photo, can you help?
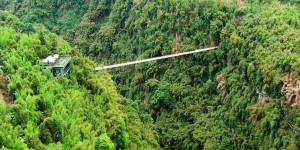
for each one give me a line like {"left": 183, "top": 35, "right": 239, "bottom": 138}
{"left": 0, "top": 11, "right": 159, "bottom": 149}
{"left": 1, "top": 0, "right": 300, "bottom": 149}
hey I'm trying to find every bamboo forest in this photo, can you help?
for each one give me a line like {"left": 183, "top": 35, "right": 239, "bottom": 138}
{"left": 0, "top": 0, "right": 300, "bottom": 149}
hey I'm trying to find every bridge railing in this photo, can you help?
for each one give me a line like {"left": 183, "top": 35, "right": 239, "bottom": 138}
{"left": 95, "top": 46, "right": 218, "bottom": 70}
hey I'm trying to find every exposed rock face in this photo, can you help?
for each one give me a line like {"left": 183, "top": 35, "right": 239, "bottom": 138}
{"left": 256, "top": 88, "right": 269, "bottom": 104}
{"left": 217, "top": 74, "right": 227, "bottom": 97}
{"left": 281, "top": 72, "right": 300, "bottom": 108}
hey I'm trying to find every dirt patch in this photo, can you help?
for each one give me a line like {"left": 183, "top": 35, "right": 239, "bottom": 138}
{"left": 0, "top": 89, "right": 4, "bottom": 100}
{"left": 250, "top": 106, "right": 260, "bottom": 128}
{"left": 0, "top": 75, "right": 13, "bottom": 106}
{"left": 237, "top": 0, "right": 244, "bottom": 7}
{"left": 171, "top": 32, "right": 181, "bottom": 54}
{"left": 208, "top": 35, "right": 216, "bottom": 47}
{"left": 256, "top": 87, "right": 269, "bottom": 104}
{"left": 281, "top": 72, "right": 300, "bottom": 108}
{"left": 224, "top": 0, "right": 244, "bottom": 7}
{"left": 217, "top": 74, "right": 227, "bottom": 97}
{"left": 143, "top": 90, "right": 149, "bottom": 105}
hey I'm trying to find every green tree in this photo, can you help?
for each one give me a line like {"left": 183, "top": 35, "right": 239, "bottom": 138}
{"left": 150, "top": 81, "right": 172, "bottom": 110}
{"left": 95, "top": 134, "right": 115, "bottom": 150}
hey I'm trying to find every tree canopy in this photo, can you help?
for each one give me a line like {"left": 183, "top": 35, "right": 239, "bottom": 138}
{"left": 1, "top": 0, "right": 300, "bottom": 149}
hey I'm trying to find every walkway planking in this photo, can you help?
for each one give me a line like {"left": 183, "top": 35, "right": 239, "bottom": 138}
{"left": 95, "top": 46, "right": 218, "bottom": 70}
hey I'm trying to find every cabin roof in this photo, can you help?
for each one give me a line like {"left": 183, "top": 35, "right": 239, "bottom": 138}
{"left": 43, "top": 55, "right": 71, "bottom": 68}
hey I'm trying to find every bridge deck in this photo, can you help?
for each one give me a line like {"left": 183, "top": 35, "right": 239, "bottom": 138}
{"left": 95, "top": 46, "right": 218, "bottom": 70}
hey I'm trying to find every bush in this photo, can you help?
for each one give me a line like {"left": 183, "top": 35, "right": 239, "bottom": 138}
{"left": 95, "top": 134, "right": 115, "bottom": 150}
{"left": 9, "top": 104, "right": 29, "bottom": 127}
{"left": 39, "top": 118, "right": 62, "bottom": 144}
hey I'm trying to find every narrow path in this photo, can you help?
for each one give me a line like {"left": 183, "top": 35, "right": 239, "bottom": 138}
{"left": 95, "top": 46, "right": 218, "bottom": 70}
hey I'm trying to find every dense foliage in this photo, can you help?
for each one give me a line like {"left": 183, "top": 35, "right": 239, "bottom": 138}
{"left": 1, "top": 0, "right": 300, "bottom": 149}
{"left": 0, "top": 11, "right": 158, "bottom": 149}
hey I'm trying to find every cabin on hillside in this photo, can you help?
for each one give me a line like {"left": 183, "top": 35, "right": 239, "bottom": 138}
{"left": 42, "top": 54, "right": 71, "bottom": 76}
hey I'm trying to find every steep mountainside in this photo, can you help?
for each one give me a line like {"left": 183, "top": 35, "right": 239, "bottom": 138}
{"left": 0, "top": 11, "right": 158, "bottom": 149}
{"left": 1, "top": 0, "right": 300, "bottom": 149}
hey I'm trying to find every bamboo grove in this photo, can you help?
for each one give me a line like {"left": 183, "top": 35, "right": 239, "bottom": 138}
{"left": 0, "top": 0, "right": 300, "bottom": 149}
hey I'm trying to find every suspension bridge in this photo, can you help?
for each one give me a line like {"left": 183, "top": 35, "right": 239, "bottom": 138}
{"left": 94, "top": 46, "right": 218, "bottom": 70}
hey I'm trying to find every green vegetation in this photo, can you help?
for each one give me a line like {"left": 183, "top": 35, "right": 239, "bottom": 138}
{"left": 0, "top": 11, "right": 158, "bottom": 149}
{"left": 1, "top": 0, "right": 300, "bottom": 149}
